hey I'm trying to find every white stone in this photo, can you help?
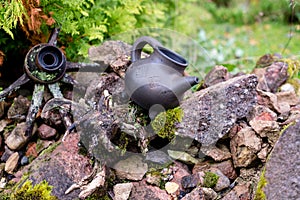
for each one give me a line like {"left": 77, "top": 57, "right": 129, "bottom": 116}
{"left": 113, "top": 182, "right": 133, "bottom": 200}
{"left": 165, "top": 182, "right": 179, "bottom": 194}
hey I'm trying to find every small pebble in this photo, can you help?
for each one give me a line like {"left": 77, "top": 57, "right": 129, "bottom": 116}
{"left": 165, "top": 182, "right": 179, "bottom": 194}
{"left": 20, "top": 156, "right": 29, "bottom": 165}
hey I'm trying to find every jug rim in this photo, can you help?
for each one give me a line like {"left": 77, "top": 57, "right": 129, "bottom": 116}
{"left": 157, "top": 46, "right": 188, "bottom": 67}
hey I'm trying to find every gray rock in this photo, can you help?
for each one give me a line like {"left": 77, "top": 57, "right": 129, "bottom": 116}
{"left": 263, "top": 119, "right": 300, "bottom": 200}
{"left": 230, "top": 126, "right": 262, "bottom": 167}
{"left": 5, "top": 122, "right": 34, "bottom": 150}
{"left": 113, "top": 155, "right": 148, "bottom": 181}
{"left": 145, "top": 150, "right": 172, "bottom": 165}
{"left": 88, "top": 40, "right": 131, "bottom": 77}
{"left": 113, "top": 182, "right": 133, "bottom": 200}
{"left": 177, "top": 74, "right": 257, "bottom": 146}
{"left": 7, "top": 95, "right": 30, "bottom": 121}
{"left": 168, "top": 150, "right": 199, "bottom": 165}
{"left": 181, "top": 172, "right": 204, "bottom": 189}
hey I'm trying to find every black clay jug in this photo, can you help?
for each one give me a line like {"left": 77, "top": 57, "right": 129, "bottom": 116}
{"left": 125, "top": 36, "right": 199, "bottom": 111}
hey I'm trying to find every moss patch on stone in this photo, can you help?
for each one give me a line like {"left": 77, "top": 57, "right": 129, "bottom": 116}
{"left": 151, "top": 107, "right": 183, "bottom": 140}
{"left": 203, "top": 171, "right": 219, "bottom": 188}
{"left": 10, "top": 179, "right": 57, "bottom": 200}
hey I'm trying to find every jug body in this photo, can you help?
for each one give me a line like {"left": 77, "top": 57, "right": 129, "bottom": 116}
{"left": 125, "top": 36, "right": 198, "bottom": 110}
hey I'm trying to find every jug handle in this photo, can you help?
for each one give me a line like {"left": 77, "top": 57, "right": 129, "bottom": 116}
{"left": 131, "top": 36, "right": 162, "bottom": 62}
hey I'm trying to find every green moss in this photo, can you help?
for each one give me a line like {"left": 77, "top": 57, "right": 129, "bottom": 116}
{"left": 31, "top": 71, "right": 57, "bottom": 81}
{"left": 118, "top": 132, "right": 129, "bottom": 155}
{"left": 11, "top": 179, "right": 57, "bottom": 200}
{"left": 281, "top": 58, "right": 300, "bottom": 79}
{"left": 203, "top": 171, "right": 219, "bottom": 188}
{"left": 39, "top": 142, "right": 60, "bottom": 156}
{"left": 191, "top": 80, "right": 204, "bottom": 92}
{"left": 254, "top": 168, "right": 267, "bottom": 200}
{"left": 151, "top": 107, "right": 183, "bottom": 140}
{"left": 280, "top": 58, "right": 300, "bottom": 94}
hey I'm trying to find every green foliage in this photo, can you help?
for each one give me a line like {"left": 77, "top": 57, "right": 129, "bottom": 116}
{"left": 151, "top": 107, "right": 183, "bottom": 140}
{"left": 10, "top": 179, "right": 57, "bottom": 200}
{"left": 203, "top": 171, "right": 219, "bottom": 188}
{"left": 0, "top": 0, "right": 27, "bottom": 39}
{"left": 38, "top": 0, "right": 175, "bottom": 60}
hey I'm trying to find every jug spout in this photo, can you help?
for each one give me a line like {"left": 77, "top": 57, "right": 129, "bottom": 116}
{"left": 172, "top": 76, "right": 199, "bottom": 98}
{"left": 185, "top": 76, "right": 199, "bottom": 87}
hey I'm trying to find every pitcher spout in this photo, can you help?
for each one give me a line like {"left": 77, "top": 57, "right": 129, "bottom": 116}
{"left": 172, "top": 76, "right": 199, "bottom": 98}
{"left": 185, "top": 76, "right": 199, "bottom": 87}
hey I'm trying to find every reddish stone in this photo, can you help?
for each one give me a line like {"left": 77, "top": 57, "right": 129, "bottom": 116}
{"left": 25, "top": 142, "right": 38, "bottom": 159}
{"left": 130, "top": 180, "right": 171, "bottom": 200}
{"left": 211, "top": 160, "right": 237, "bottom": 180}
{"left": 222, "top": 182, "right": 251, "bottom": 200}
{"left": 21, "top": 133, "right": 93, "bottom": 199}
{"left": 38, "top": 124, "right": 57, "bottom": 139}
{"left": 193, "top": 160, "right": 237, "bottom": 181}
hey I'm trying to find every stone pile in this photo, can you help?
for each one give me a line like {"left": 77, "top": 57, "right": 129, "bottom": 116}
{"left": 0, "top": 40, "right": 299, "bottom": 200}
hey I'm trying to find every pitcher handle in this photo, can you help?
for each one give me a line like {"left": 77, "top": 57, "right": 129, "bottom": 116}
{"left": 131, "top": 36, "right": 162, "bottom": 62}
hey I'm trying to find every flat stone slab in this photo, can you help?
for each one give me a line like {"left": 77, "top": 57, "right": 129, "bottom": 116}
{"left": 264, "top": 119, "right": 300, "bottom": 200}
{"left": 177, "top": 74, "right": 258, "bottom": 146}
